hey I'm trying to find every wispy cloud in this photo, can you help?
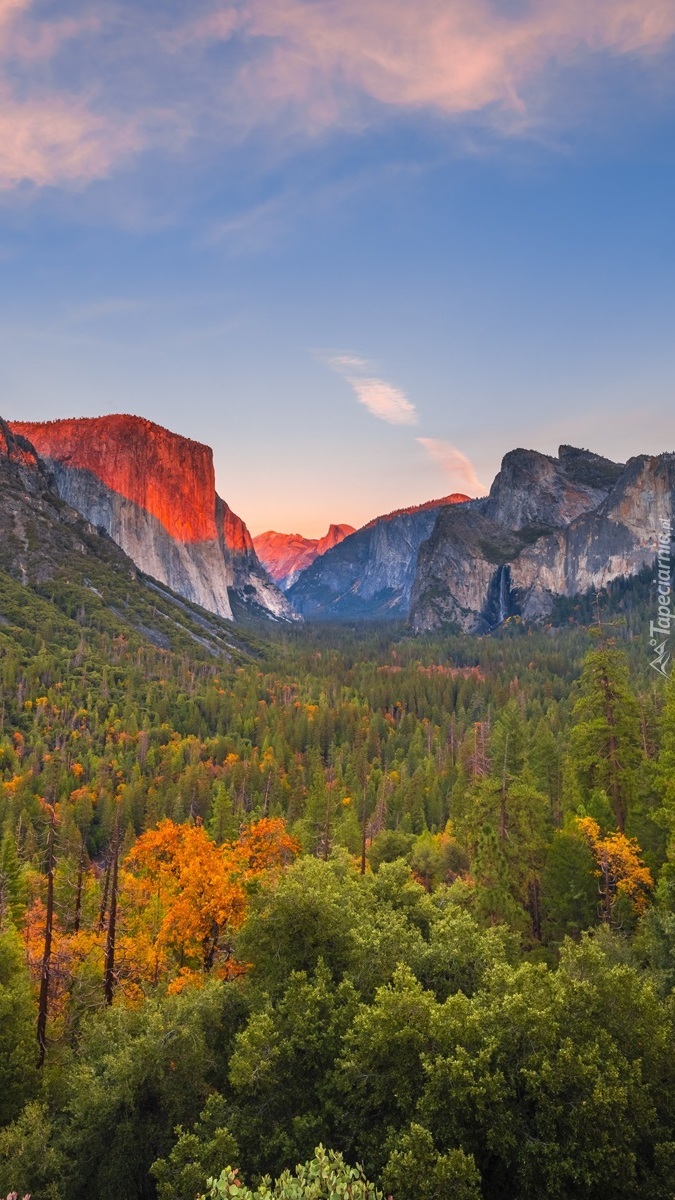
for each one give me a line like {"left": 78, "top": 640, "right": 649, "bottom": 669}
{"left": 417, "top": 436, "right": 485, "bottom": 495}
{"left": 0, "top": 0, "right": 140, "bottom": 190}
{"left": 0, "top": 96, "right": 139, "bottom": 190}
{"left": 327, "top": 354, "right": 418, "bottom": 426}
{"left": 2, "top": 0, "right": 675, "bottom": 192}
{"left": 176, "top": 0, "right": 675, "bottom": 135}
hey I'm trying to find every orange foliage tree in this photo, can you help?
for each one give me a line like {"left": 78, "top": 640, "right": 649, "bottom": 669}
{"left": 576, "top": 816, "right": 653, "bottom": 926}
{"left": 119, "top": 816, "right": 299, "bottom": 995}
{"left": 23, "top": 815, "right": 299, "bottom": 1054}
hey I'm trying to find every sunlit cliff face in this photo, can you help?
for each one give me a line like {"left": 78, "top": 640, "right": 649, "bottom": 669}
{"left": 10, "top": 415, "right": 222, "bottom": 545}
{"left": 0, "top": 418, "right": 40, "bottom": 470}
{"left": 8, "top": 414, "right": 298, "bottom": 623}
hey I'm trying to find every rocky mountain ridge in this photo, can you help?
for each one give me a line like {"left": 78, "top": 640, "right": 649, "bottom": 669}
{"left": 9, "top": 415, "right": 296, "bottom": 624}
{"left": 288, "top": 494, "right": 470, "bottom": 620}
{"left": 253, "top": 523, "right": 355, "bottom": 590}
{"left": 410, "top": 445, "right": 675, "bottom": 633}
{"left": 6, "top": 416, "right": 670, "bottom": 635}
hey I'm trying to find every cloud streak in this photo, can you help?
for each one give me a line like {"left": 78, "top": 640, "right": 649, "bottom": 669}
{"left": 327, "top": 354, "right": 418, "bottom": 426}
{"left": 417, "top": 436, "right": 485, "bottom": 495}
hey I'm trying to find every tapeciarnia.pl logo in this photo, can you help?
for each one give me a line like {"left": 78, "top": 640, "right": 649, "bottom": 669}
{"left": 650, "top": 517, "right": 673, "bottom": 678}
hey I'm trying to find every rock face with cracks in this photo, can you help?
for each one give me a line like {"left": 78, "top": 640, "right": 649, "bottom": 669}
{"left": 410, "top": 445, "right": 675, "bottom": 633}
{"left": 9, "top": 415, "right": 298, "bottom": 623}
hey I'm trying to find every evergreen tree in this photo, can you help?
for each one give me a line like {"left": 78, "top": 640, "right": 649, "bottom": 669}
{"left": 0, "top": 927, "right": 39, "bottom": 1125}
{"left": 0, "top": 827, "right": 26, "bottom": 926}
{"left": 570, "top": 641, "right": 644, "bottom": 832}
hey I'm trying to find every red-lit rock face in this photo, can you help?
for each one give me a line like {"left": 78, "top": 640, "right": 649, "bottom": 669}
{"left": 10, "top": 415, "right": 219, "bottom": 545}
{"left": 316, "top": 523, "right": 355, "bottom": 555}
{"left": 253, "top": 523, "right": 355, "bottom": 585}
{"left": 8, "top": 414, "right": 297, "bottom": 624}
{"left": 221, "top": 499, "right": 254, "bottom": 556}
{"left": 0, "top": 418, "right": 40, "bottom": 470}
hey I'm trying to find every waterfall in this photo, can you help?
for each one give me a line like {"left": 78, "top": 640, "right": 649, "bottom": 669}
{"left": 497, "top": 565, "right": 511, "bottom": 626}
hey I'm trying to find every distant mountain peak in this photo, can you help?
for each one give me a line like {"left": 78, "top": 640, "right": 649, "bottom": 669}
{"left": 254, "top": 523, "right": 356, "bottom": 590}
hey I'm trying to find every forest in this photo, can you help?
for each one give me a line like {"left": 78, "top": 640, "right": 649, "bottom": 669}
{"left": 1, "top": 565, "right": 675, "bottom": 1200}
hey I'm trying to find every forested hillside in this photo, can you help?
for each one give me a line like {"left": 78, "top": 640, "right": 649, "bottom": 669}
{"left": 1, "top": 564, "right": 675, "bottom": 1200}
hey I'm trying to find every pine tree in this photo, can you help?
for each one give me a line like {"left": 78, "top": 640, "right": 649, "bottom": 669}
{"left": 570, "top": 641, "right": 644, "bottom": 832}
{"left": 209, "top": 783, "right": 238, "bottom": 844}
{"left": 0, "top": 827, "right": 26, "bottom": 926}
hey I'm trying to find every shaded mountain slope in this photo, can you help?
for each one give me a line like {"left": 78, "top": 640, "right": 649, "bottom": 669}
{"left": 288, "top": 495, "right": 470, "bottom": 620}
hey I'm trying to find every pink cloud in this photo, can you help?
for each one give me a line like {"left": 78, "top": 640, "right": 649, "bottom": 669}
{"left": 0, "top": 0, "right": 141, "bottom": 188}
{"left": 0, "top": 0, "right": 98, "bottom": 61}
{"left": 2, "top": 0, "right": 675, "bottom": 191}
{"left": 326, "top": 354, "right": 418, "bottom": 425}
{"left": 181, "top": 0, "right": 675, "bottom": 130}
{"left": 417, "top": 437, "right": 485, "bottom": 495}
{"left": 0, "top": 93, "right": 140, "bottom": 189}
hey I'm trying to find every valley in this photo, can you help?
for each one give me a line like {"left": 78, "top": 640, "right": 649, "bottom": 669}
{"left": 1, "top": 414, "right": 675, "bottom": 1200}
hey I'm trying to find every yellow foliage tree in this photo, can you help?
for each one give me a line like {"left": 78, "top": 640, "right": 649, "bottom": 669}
{"left": 576, "top": 816, "right": 653, "bottom": 925}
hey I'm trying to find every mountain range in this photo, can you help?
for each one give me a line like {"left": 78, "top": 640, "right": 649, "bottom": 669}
{"left": 3, "top": 414, "right": 672, "bottom": 632}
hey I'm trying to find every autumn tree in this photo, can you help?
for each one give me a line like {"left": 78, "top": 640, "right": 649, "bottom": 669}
{"left": 577, "top": 816, "right": 653, "bottom": 927}
{"left": 121, "top": 817, "right": 299, "bottom": 993}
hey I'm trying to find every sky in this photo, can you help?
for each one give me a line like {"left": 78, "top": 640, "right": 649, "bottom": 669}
{"left": 1, "top": 1, "right": 675, "bottom": 536}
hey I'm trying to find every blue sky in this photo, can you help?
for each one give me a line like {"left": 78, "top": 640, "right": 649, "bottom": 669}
{"left": 2, "top": 0, "right": 675, "bottom": 535}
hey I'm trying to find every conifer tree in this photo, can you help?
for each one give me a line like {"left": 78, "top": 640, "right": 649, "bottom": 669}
{"left": 570, "top": 640, "right": 644, "bottom": 832}
{"left": 0, "top": 827, "right": 25, "bottom": 926}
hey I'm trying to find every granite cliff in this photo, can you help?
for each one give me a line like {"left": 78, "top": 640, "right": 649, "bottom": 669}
{"left": 410, "top": 445, "right": 675, "bottom": 633}
{"left": 253, "top": 523, "right": 355, "bottom": 590}
{"left": 0, "top": 417, "right": 261, "bottom": 659}
{"left": 287, "top": 495, "right": 470, "bottom": 619}
{"left": 9, "top": 416, "right": 296, "bottom": 624}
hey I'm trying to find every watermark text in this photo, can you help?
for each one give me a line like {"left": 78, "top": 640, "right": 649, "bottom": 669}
{"left": 649, "top": 516, "right": 673, "bottom": 677}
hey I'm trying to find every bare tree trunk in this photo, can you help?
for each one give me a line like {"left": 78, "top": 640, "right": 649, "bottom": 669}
{"left": 37, "top": 804, "right": 56, "bottom": 1067}
{"left": 601, "top": 669, "right": 624, "bottom": 832}
{"left": 499, "top": 734, "right": 510, "bottom": 843}
{"left": 97, "top": 855, "right": 111, "bottom": 932}
{"left": 323, "top": 793, "right": 331, "bottom": 862}
{"left": 529, "top": 877, "right": 542, "bottom": 941}
{"left": 73, "top": 833, "right": 86, "bottom": 934}
{"left": 103, "top": 812, "right": 121, "bottom": 1005}
{"left": 361, "top": 790, "right": 368, "bottom": 876}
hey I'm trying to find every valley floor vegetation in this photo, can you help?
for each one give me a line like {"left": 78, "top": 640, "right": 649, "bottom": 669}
{"left": 1, "top": 567, "right": 675, "bottom": 1199}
